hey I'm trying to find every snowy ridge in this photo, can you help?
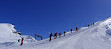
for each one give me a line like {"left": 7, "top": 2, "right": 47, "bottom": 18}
{"left": 1, "top": 18, "right": 111, "bottom": 49}
{"left": 0, "top": 23, "right": 36, "bottom": 44}
{"left": 20, "top": 35, "right": 37, "bottom": 43}
{"left": 0, "top": 23, "right": 20, "bottom": 43}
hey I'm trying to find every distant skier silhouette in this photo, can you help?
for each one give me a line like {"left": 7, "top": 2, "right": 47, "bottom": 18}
{"left": 71, "top": 29, "right": 73, "bottom": 33}
{"left": 49, "top": 33, "right": 53, "bottom": 41}
{"left": 35, "top": 34, "right": 36, "bottom": 39}
{"left": 59, "top": 32, "right": 61, "bottom": 38}
{"left": 76, "top": 27, "right": 78, "bottom": 32}
{"left": 20, "top": 38, "right": 24, "bottom": 46}
{"left": 18, "top": 39, "right": 20, "bottom": 42}
{"left": 88, "top": 24, "right": 90, "bottom": 27}
{"left": 93, "top": 23, "right": 94, "bottom": 25}
{"left": 54, "top": 32, "right": 57, "bottom": 39}
{"left": 64, "top": 31, "right": 66, "bottom": 36}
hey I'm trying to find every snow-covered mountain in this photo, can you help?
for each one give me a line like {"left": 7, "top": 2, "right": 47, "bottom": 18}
{"left": 0, "top": 23, "right": 20, "bottom": 43}
{"left": 1, "top": 17, "right": 111, "bottom": 49}
{"left": 0, "top": 23, "right": 36, "bottom": 43}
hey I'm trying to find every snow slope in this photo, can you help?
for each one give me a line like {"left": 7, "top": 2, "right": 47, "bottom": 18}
{"left": 0, "top": 23, "right": 36, "bottom": 44}
{"left": 0, "top": 23, "right": 20, "bottom": 43}
{"left": 1, "top": 18, "right": 111, "bottom": 49}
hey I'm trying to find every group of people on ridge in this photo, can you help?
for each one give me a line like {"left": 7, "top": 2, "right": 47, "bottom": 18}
{"left": 49, "top": 23, "right": 95, "bottom": 42}
{"left": 18, "top": 23, "right": 95, "bottom": 46}
{"left": 49, "top": 27, "right": 78, "bottom": 42}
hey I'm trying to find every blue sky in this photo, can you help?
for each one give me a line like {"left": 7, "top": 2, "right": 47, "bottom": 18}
{"left": 0, "top": 0, "right": 111, "bottom": 40}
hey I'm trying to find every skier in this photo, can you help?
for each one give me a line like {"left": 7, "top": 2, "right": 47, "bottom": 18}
{"left": 76, "top": 27, "right": 78, "bottom": 32}
{"left": 54, "top": 32, "right": 57, "bottom": 39}
{"left": 20, "top": 38, "right": 24, "bottom": 46}
{"left": 93, "top": 23, "right": 94, "bottom": 25}
{"left": 49, "top": 33, "right": 52, "bottom": 41}
{"left": 64, "top": 31, "right": 66, "bottom": 36}
{"left": 18, "top": 39, "right": 20, "bottom": 42}
{"left": 88, "top": 24, "right": 90, "bottom": 27}
{"left": 59, "top": 32, "right": 61, "bottom": 38}
{"left": 40, "top": 36, "right": 43, "bottom": 40}
{"left": 35, "top": 34, "right": 36, "bottom": 39}
{"left": 71, "top": 29, "right": 73, "bottom": 33}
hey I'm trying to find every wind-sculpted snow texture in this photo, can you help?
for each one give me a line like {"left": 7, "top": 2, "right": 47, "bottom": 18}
{"left": 1, "top": 18, "right": 111, "bottom": 49}
{"left": 0, "top": 23, "right": 20, "bottom": 43}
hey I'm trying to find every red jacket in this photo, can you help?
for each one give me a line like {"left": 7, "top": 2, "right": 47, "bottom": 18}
{"left": 21, "top": 38, "right": 24, "bottom": 43}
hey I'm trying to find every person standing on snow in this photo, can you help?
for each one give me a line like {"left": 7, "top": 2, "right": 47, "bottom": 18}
{"left": 35, "top": 34, "right": 37, "bottom": 39}
{"left": 54, "top": 32, "right": 57, "bottom": 39}
{"left": 76, "top": 27, "right": 78, "bottom": 32}
{"left": 59, "top": 32, "right": 61, "bottom": 38}
{"left": 93, "top": 23, "right": 94, "bottom": 25}
{"left": 20, "top": 38, "right": 24, "bottom": 46}
{"left": 49, "top": 33, "right": 53, "bottom": 41}
{"left": 64, "top": 31, "right": 66, "bottom": 36}
{"left": 71, "top": 29, "right": 73, "bottom": 33}
{"left": 18, "top": 39, "right": 20, "bottom": 42}
{"left": 88, "top": 24, "right": 90, "bottom": 27}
